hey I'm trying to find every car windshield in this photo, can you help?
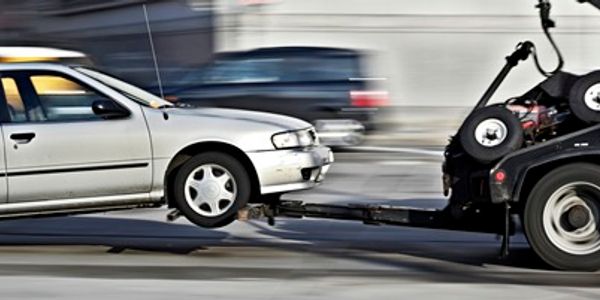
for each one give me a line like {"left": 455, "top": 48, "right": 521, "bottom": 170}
{"left": 75, "top": 67, "right": 173, "bottom": 108}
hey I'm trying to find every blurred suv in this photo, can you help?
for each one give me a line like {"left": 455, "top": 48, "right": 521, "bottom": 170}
{"left": 163, "top": 47, "right": 388, "bottom": 146}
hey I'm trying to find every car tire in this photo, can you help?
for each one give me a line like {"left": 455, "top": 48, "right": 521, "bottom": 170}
{"left": 524, "top": 163, "right": 600, "bottom": 271}
{"left": 569, "top": 71, "right": 600, "bottom": 123}
{"left": 173, "top": 152, "right": 251, "bottom": 228}
{"left": 459, "top": 106, "right": 523, "bottom": 163}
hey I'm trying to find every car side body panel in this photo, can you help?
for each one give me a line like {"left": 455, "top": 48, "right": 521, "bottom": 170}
{"left": 141, "top": 106, "right": 330, "bottom": 195}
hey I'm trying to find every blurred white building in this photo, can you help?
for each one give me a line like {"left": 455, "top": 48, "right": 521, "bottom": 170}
{"left": 214, "top": 0, "right": 600, "bottom": 108}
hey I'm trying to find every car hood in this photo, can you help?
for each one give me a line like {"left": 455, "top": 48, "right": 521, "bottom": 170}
{"left": 163, "top": 107, "right": 312, "bottom": 131}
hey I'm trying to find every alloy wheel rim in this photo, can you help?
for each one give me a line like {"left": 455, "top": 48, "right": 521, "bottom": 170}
{"left": 584, "top": 83, "right": 600, "bottom": 111}
{"left": 184, "top": 164, "right": 237, "bottom": 217}
{"left": 474, "top": 118, "right": 508, "bottom": 147}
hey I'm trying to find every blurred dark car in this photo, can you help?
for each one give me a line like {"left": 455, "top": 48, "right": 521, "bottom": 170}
{"left": 162, "top": 47, "right": 388, "bottom": 146}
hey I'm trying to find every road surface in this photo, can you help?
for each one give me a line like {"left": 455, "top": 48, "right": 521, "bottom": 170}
{"left": 0, "top": 150, "right": 598, "bottom": 299}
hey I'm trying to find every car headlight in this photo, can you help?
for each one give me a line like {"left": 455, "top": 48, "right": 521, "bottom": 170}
{"left": 272, "top": 128, "right": 319, "bottom": 149}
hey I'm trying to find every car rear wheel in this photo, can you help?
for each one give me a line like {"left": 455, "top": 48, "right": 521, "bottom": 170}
{"left": 173, "top": 152, "right": 251, "bottom": 228}
{"left": 459, "top": 106, "right": 523, "bottom": 163}
{"left": 524, "top": 163, "right": 600, "bottom": 271}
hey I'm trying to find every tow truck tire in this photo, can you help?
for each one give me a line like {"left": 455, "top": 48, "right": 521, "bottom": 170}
{"left": 569, "top": 71, "right": 600, "bottom": 123}
{"left": 459, "top": 106, "right": 523, "bottom": 163}
{"left": 524, "top": 163, "right": 600, "bottom": 271}
{"left": 173, "top": 152, "right": 251, "bottom": 228}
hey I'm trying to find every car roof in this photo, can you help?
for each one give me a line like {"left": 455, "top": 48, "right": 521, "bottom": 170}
{"left": 0, "top": 47, "right": 86, "bottom": 58}
{"left": 0, "top": 62, "right": 75, "bottom": 72}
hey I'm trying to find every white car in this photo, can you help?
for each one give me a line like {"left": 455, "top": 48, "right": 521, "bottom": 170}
{"left": 0, "top": 63, "right": 333, "bottom": 228}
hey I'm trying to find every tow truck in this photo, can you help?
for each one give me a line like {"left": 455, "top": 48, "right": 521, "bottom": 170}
{"left": 236, "top": 0, "right": 600, "bottom": 271}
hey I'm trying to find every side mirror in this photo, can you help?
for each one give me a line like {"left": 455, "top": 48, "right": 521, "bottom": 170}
{"left": 92, "top": 100, "right": 130, "bottom": 119}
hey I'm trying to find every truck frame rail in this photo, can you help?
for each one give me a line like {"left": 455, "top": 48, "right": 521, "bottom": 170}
{"left": 238, "top": 200, "right": 514, "bottom": 256}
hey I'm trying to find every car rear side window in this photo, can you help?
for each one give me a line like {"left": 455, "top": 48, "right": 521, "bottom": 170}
{"left": 1, "top": 77, "right": 28, "bottom": 122}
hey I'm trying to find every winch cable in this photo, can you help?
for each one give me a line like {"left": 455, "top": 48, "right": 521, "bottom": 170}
{"left": 532, "top": 34, "right": 564, "bottom": 77}
{"left": 531, "top": 1, "right": 565, "bottom": 77}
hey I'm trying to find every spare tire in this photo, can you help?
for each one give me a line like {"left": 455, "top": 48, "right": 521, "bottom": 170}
{"left": 569, "top": 71, "right": 600, "bottom": 123}
{"left": 459, "top": 106, "right": 524, "bottom": 163}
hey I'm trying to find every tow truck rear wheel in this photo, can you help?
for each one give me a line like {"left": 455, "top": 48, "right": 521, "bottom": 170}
{"left": 524, "top": 163, "right": 600, "bottom": 271}
{"left": 459, "top": 106, "right": 523, "bottom": 163}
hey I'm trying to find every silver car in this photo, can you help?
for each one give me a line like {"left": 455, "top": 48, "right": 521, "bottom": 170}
{"left": 0, "top": 63, "right": 333, "bottom": 228}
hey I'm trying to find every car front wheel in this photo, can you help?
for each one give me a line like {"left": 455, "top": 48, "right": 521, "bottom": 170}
{"left": 173, "top": 152, "right": 251, "bottom": 228}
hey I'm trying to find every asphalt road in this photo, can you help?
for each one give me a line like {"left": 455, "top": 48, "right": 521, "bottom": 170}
{"left": 0, "top": 149, "right": 598, "bottom": 299}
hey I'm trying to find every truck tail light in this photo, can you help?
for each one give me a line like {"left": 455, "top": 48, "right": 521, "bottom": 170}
{"left": 494, "top": 170, "right": 507, "bottom": 183}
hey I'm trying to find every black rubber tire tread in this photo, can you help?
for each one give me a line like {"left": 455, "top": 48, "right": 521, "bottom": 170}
{"left": 459, "top": 106, "right": 523, "bottom": 163}
{"left": 173, "top": 152, "right": 251, "bottom": 228}
{"left": 569, "top": 71, "right": 600, "bottom": 123}
{"left": 524, "top": 163, "right": 600, "bottom": 271}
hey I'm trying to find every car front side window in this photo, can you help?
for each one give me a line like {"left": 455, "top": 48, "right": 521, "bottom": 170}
{"left": 30, "top": 74, "right": 106, "bottom": 122}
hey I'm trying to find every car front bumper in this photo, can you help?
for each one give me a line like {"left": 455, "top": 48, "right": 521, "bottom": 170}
{"left": 247, "top": 145, "right": 334, "bottom": 195}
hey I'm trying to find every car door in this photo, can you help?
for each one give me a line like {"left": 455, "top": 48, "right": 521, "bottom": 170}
{"left": 0, "top": 70, "right": 152, "bottom": 203}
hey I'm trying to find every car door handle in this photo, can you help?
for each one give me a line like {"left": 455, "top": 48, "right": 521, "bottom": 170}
{"left": 10, "top": 132, "right": 36, "bottom": 144}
